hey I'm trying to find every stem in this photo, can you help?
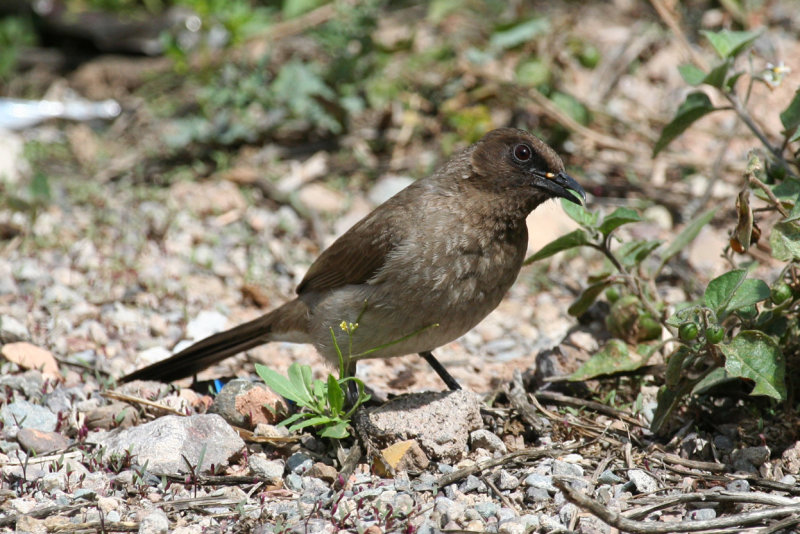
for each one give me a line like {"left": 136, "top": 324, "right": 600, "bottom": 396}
{"left": 724, "top": 92, "right": 783, "bottom": 161}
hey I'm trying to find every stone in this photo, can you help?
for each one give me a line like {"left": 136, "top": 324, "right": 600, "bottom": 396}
{"left": 470, "top": 429, "right": 507, "bottom": 455}
{"left": 248, "top": 456, "right": 284, "bottom": 484}
{"left": 0, "top": 400, "right": 57, "bottom": 432}
{"left": 353, "top": 390, "right": 482, "bottom": 462}
{"left": 16, "top": 428, "right": 71, "bottom": 455}
{"left": 96, "top": 414, "right": 244, "bottom": 476}
{"left": 208, "top": 379, "right": 288, "bottom": 429}
{"left": 628, "top": 469, "right": 658, "bottom": 493}
{"left": 0, "top": 315, "right": 29, "bottom": 343}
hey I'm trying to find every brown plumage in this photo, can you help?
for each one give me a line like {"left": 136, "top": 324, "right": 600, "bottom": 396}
{"left": 121, "top": 128, "right": 585, "bottom": 387}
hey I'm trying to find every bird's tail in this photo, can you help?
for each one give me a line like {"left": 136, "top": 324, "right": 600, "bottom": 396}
{"left": 119, "top": 299, "right": 309, "bottom": 383}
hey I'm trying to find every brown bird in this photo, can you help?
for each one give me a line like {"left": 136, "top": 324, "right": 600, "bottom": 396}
{"left": 121, "top": 128, "right": 585, "bottom": 390}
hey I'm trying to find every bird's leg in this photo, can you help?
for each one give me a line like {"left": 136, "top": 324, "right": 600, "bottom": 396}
{"left": 344, "top": 360, "right": 361, "bottom": 407}
{"left": 419, "top": 351, "right": 462, "bottom": 390}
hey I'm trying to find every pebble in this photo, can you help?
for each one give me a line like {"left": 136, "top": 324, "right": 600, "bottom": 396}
{"left": 139, "top": 509, "right": 170, "bottom": 534}
{"left": 470, "top": 429, "right": 508, "bottom": 455}
{"left": 597, "top": 469, "right": 623, "bottom": 484}
{"left": 496, "top": 470, "right": 520, "bottom": 490}
{"left": 0, "top": 400, "right": 57, "bottom": 432}
{"left": 553, "top": 459, "right": 584, "bottom": 477}
{"left": 725, "top": 479, "right": 750, "bottom": 492}
{"left": 688, "top": 508, "right": 717, "bottom": 521}
{"left": 248, "top": 456, "right": 285, "bottom": 483}
{"left": 287, "top": 452, "right": 313, "bottom": 475}
{"left": 0, "top": 314, "right": 29, "bottom": 342}
{"left": 628, "top": 469, "right": 658, "bottom": 493}
{"left": 524, "top": 473, "right": 556, "bottom": 492}
{"left": 474, "top": 501, "right": 498, "bottom": 519}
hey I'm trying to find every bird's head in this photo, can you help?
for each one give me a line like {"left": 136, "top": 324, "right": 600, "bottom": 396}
{"left": 469, "top": 128, "right": 586, "bottom": 209}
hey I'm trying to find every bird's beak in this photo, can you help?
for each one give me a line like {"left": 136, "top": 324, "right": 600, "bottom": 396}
{"left": 536, "top": 171, "right": 586, "bottom": 205}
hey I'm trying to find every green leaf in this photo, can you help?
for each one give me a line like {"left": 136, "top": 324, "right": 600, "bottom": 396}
{"left": 30, "top": 172, "right": 51, "bottom": 203}
{"left": 568, "top": 280, "right": 613, "bottom": 317}
{"left": 569, "top": 339, "right": 652, "bottom": 381}
{"left": 551, "top": 92, "right": 590, "bottom": 126}
{"left": 659, "top": 208, "right": 716, "bottom": 268}
{"left": 524, "top": 229, "right": 592, "bottom": 264}
{"left": 692, "top": 367, "right": 734, "bottom": 395}
{"left": 704, "top": 269, "right": 746, "bottom": 315}
{"left": 618, "top": 239, "right": 662, "bottom": 268}
{"left": 720, "top": 330, "right": 786, "bottom": 400}
{"left": 278, "top": 412, "right": 311, "bottom": 428}
{"left": 653, "top": 92, "right": 717, "bottom": 156}
{"left": 702, "top": 60, "right": 732, "bottom": 88}
{"left": 256, "top": 364, "right": 306, "bottom": 404}
{"left": 779, "top": 89, "right": 800, "bottom": 131}
{"left": 651, "top": 380, "right": 698, "bottom": 435}
{"left": 678, "top": 64, "right": 706, "bottom": 85}
{"left": 490, "top": 18, "right": 550, "bottom": 49}
{"left": 598, "top": 207, "right": 643, "bottom": 236}
{"left": 725, "top": 278, "right": 770, "bottom": 314}
{"left": 288, "top": 363, "right": 314, "bottom": 406}
{"left": 665, "top": 346, "right": 691, "bottom": 388}
{"left": 702, "top": 29, "right": 762, "bottom": 59}
{"left": 327, "top": 375, "right": 344, "bottom": 415}
{"left": 319, "top": 421, "right": 350, "bottom": 439}
{"left": 785, "top": 193, "right": 800, "bottom": 223}
{"left": 288, "top": 415, "right": 336, "bottom": 432}
{"left": 769, "top": 222, "right": 800, "bottom": 261}
{"left": 561, "top": 198, "right": 598, "bottom": 227}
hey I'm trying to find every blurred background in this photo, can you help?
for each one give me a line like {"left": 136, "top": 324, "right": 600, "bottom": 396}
{"left": 1, "top": 0, "right": 799, "bottom": 401}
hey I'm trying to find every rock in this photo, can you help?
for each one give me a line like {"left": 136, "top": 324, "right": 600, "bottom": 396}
{"left": 470, "top": 429, "right": 507, "bottom": 455}
{"left": 597, "top": 469, "right": 623, "bottom": 484}
{"left": 0, "top": 371, "right": 45, "bottom": 399}
{"left": 253, "top": 423, "right": 290, "bottom": 438}
{"left": 553, "top": 459, "right": 584, "bottom": 477}
{"left": 306, "top": 462, "right": 338, "bottom": 483}
{"left": 733, "top": 446, "right": 770, "bottom": 467}
{"left": 298, "top": 183, "right": 345, "bottom": 214}
{"left": 688, "top": 508, "right": 716, "bottom": 521}
{"left": 0, "top": 315, "right": 29, "bottom": 343}
{"left": 1, "top": 400, "right": 57, "bottom": 432}
{"left": 375, "top": 439, "right": 430, "bottom": 476}
{"left": 85, "top": 402, "right": 140, "bottom": 430}
{"left": 434, "top": 496, "right": 466, "bottom": 526}
{"left": 169, "top": 180, "right": 246, "bottom": 215}
{"left": 209, "top": 379, "right": 288, "bottom": 429}
{"left": 1, "top": 342, "right": 60, "bottom": 378}
{"left": 354, "top": 390, "right": 482, "bottom": 462}
{"left": 474, "top": 501, "right": 497, "bottom": 519}
{"left": 16, "top": 428, "right": 71, "bottom": 455}
{"left": 186, "top": 310, "right": 229, "bottom": 341}
{"left": 368, "top": 175, "right": 414, "bottom": 204}
{"left": 248, "top": 456, "right": 284, "bottom": 484}
{"left": 139, "top": 509, "right": 170, "bottom": 534}
{"left": 286, "top": 452, "right": 313, "bottom": 475}
{"left": 781, "top": 441, "right": 800, "bottom": 474}
{"left": 96, "top": 414, "right": 244, "bottom": 476}
{"left": 496, "top": 470, "right": 520, "bottom": 491}
{"left": 726, "top": 479, "right": 750, "bottom": 492}
{"left": 523, "top": 473, "right": 556, "bottom": 492}
{"left": 628, "top": 469, "right": 658, "bottom": 493}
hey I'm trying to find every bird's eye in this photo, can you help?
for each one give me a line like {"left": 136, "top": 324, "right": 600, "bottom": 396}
{"left": 513, "top": 143, "right": 532, "bottom": 162}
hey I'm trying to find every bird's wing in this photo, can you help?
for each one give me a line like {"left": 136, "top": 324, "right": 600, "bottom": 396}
{"left": 296, "top": 202, "right": 404, "bottom": 294}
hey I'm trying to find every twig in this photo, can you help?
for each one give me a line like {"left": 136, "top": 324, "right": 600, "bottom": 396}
{"left": 507, "top": 371, "right": 546, "bottom": 434}
{"left": 748, "top": 174, "right": 790, "bottom": 218}
{"left": 334, "top": 443, "right": 362, "bottom": 491}
{"left": 480, "top": 474, "right": 518, "bottom": 512}
{"left": 50, "top": 521, "right": 139, "bottom": 533}
{"left": 756, "top": 514, "right": 800, "bottom": 534}
{"left": 101, "top": 390, "right": 187, "bottom": 417}
{"left": 654, "top": 453, "right": 726, "bottom": 473}
{"left": 556, "top": 478, "right": 800, "bottom": 533}
{"left": 624, "top": 491, "right": 800, "bottom": 520}
{"left": 534, "top": 390, "right": 646, "bottom": 428}
{"left": 437, "top": 446, "right": 572, "bottom": 487}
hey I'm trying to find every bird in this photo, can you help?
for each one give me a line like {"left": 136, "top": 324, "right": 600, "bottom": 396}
{"left": 120, "top": 128, "right": 585, "bottom": 390}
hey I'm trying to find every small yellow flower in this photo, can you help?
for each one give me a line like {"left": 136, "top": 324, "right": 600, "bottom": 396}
{"left": 339, "top": 321, "right": 348, "bottom": 331}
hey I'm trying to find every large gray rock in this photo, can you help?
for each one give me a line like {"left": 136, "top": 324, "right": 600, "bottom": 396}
{"left": 354, "top": 390, "right": 482, "bottom": 462}
{"left": 96, "top": 414, "right": 244, "bottom": 476}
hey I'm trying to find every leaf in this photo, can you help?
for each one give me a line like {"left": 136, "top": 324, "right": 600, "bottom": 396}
{"left": 288, "top": 415, "right": 335, "bottom": 432}
{"left": 702, "top": 60, "right": 732, "bottom": 88}
{"left": 704, "top": 269, "right": 746, "bottom": 315}
{"left": 618, "top": 239, "right": 662, "bottom": 268}
{"left": 551, "top": 92, "right": 590, "bottom": 126}
{"left": 659, "top": 208, "right": 716, "bottom": 268}
{"left": 769, "top": 222, "right": 800, "bottom": 261}
{"left": 692, "top": 367, "right": 734, "bottom": 395}
{"left": 701, "top": 29, "right": 762, "bottom": 59}
{"left": 779, "top": 89, "right": 800, "bottom": 131}
{"left": 327, "top": 375, "right": 344, "bottom": 415}
{"left": 278, "top": 412, "right": 310, "bottom": 428}
{"left": 30, "top": 172, "right": 51, "bottom": 203}
{"left": 255, "top": 364, "right": 306, "bottom": 404}
{"left": 319, "top": 421, "right": 350, "bottom": 439}
{"left": 561, "top": 198, "right": 598, "bottom": 227}
{"left": 490, "top": 18, "right": 550, "bottom": 49}
{"left": 598, "top": 207, "right": 642, "bottom": 236}
{"left": 288, "top": 363, "right": 314, "bottom": 407}
{"left": 568, "top": 280, "right": 613, "bottom": 317}
{"left": 650, "top": 379, "right": 699, "bottom": 435}
{"left": 569, "top": 339, "right": 651, "bottom": 381}
{"left": 524, "top": 229, "right": 592, "bottom": 264}
{"left": 665, "top": 346, "right": 691, "bottom": 388}
{"left": 725, "top": 278, "right": 770, "bottom": 314}
{"left": 653, "top": 92, "right": 717, "bottom": 156}
{"left": 720, "top": 330, "right": 786, "bottom": 400}
{"left": 678, "top": 64, "right": 706, "bottom": 85}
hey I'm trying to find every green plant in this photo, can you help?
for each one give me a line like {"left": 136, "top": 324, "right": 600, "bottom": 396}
{"left": 528, "top": 28, "right": 800, "bottom": 434}
{"left": 256, "top": 322, "right": 371, "bottom": 439}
